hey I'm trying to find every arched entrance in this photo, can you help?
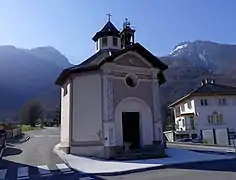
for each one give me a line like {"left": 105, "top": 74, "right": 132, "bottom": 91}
{"left": 114, "top": 97, "right": 153, "bottom": 148}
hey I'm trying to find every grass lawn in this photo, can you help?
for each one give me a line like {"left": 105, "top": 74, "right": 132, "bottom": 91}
{"left": 21, "top": 124, "right": 44, "bottom": 131}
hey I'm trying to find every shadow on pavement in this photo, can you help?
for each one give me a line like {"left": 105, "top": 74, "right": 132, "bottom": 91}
{"left": 171, "top": 159, "right": 236, "bottom": 173}
{"left": 2, "top": 147, "right": 22, "bottom": 157}
{"left": 0, "top": 153, "right": 105, "bottom": 179}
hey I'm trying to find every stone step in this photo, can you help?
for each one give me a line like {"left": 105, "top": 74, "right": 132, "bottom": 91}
{"left": 114, "top": 152, "right": 162, "bottom": 160}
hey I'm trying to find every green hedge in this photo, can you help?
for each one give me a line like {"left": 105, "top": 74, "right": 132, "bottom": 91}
{"left": 21, "top": 125, "right": 44, "bottom": 131}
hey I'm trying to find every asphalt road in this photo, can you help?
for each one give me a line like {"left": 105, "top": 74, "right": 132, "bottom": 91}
{"left": 99, "top": 159, "right": 236, "bottom": 180}
{"left": 0, "top": 127, "right": 98, "bottom": 179}
{"left": 1, "top": 128, "right": 236, "bottom": 180}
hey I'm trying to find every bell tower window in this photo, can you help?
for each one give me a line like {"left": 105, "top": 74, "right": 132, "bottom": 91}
{"left": 96, "top": 41, "right": 98, "bottom": 50}
{"left": 113, "top": 37, "right": 118, "bottom": 46}
{"left": 102, "top": 37, "right": 107, "bottom": 47}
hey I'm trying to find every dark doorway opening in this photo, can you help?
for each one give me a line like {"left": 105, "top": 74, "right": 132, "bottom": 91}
{"left": 122, "top": 112, "right": 140, "bottom": 149}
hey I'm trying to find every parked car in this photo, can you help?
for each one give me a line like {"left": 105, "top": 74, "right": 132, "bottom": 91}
{"left": 192, "top": 138, "right": 203, "bottom": 143}
{"left": 0, "top": 129, "right": 6, "bottom": 148}
{"left": 176, "top": 138, "right": 193, "bottom": 142}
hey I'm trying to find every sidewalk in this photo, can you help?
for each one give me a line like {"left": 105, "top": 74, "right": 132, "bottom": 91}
{"left": 54, "top": 144, "right": 235, "bottom": 175}
{"left": 167, "top": 142, "right": 236, "bottom": 153}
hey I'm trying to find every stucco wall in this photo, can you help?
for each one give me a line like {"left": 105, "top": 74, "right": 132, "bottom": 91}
{"left": 173, "top": 98, "right": 196, "bottom": 131}
{"left": 113, "top": 52, "right": 150, "bottom": 68}
{"left": 60, "top": 82, "right": 71, "bottom": 146}
{"left": 113, "top": 79, "right": 153, "bottom": 110}
{"left": 70, "top": 146, "right": 104, "bottom": 158}
{"left": 174, "top": 98, "right": 195, "bottom": 117}
{"left": 72, "top": 74, "right": 102, "bottom": 142}
{"left": 173, "top": 95, "right": 236, "bottom": 133}
{"left": 195, "top": 95, "right": 236, "bottom": 133}
{"left": 112, "top": 77, "right": 154, "bottom": 146}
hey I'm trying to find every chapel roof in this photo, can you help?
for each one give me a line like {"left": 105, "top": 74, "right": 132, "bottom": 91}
{"left": 169, "top": 81, "right": 236, "bottom": 108}
{"left": 92, "top": 21, "right": 120, "bottom": 42}
{"left": 55, "top": 43, "right": 168, "bottom": 86}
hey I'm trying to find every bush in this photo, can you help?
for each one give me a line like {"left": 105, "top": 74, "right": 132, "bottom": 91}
{"left": 20, "top": 99, "right": 42, "bottom": 127}
{"left": 21, "top": 124, "right": 44, "bottom": 132}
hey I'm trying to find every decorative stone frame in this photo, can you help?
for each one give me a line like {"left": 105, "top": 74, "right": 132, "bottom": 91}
{"left": 124, "top": 73, "right": 139, "bottom": 88}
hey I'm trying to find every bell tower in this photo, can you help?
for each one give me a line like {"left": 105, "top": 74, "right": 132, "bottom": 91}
{"left": 120, "top": 18, "right": 135, "bottom": 49}
{"left": 92, "top": 14, "right": 121, "bottom": 52}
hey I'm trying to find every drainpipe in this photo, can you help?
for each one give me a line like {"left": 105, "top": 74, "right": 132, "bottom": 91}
{"left": 170, "top": 107, "right": 176, "bottom": 141}
{"left": 68, "top": 76, "right": 73, "bottom": 154}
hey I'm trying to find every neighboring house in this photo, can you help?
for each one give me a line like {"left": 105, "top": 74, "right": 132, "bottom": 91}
{"left": 168, "top": 79, "right": 236, "bottom": 144}
{"left": 55, "top": 18, "right": 168, "bottom": 159}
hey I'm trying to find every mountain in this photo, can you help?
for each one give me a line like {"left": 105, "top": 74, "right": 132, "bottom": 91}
{"left": 160, "top": 40, "right": 236, "bottom": 117}
{"left": 167, "top": 40, "right": 236, "bottom": 74}
{"left": 0, "top": 45, "right": 72, "bottom": 120}
{"left": 1, "top": 40, "right": 236, "bottom": 122}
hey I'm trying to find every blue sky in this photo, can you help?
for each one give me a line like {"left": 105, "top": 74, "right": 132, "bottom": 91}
{"left": 0, "top": 0, "right": 235, "bottom": 64}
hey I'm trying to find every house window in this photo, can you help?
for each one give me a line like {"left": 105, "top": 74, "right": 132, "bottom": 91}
{"left": 176, "top": 120, "right": 180, "bottom": 130}
{"left": 207, "top": 112, "right": 223, "bottom": 124}
{"left": 181, "top": 104, "right": 185, "bottom": 111}
{"left": 102, "top": 37, "right": 107, "bottom": 47}
{"left": 200, "top": 99, "right": 208, "bottom": 106}
{"left": 216, "top": 114, "right": 223, "bottom": 123}
{"left": 187, "top": 101, "right": 192, "bottom": 109}
{"left": 113, "top": 37, "right": 118, "bottom": 46}
{"left": 175, "top": 107, "right": 181, "bottom": 117}
{"left": 63, "top": 85, "right": 68, "bottom": 96}
{"left": 219, "top": 98, "right": 226, "bottom": 105}
{"left": 182, "top": 119, "right": 185, "bottom": 127}
{"left": 207, "top": 115, "right": 214, "bottom": 124}
{"left": 190, "top": 116, "right": 195, "bottom": 130}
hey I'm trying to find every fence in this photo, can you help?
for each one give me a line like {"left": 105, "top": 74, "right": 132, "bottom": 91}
{"left": 5, "top": 128, "right": 21, "bottom": 139}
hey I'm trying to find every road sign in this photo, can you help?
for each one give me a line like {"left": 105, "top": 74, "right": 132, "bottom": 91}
{"left": 228, "top": 130, "right": 236, "bottom": 139}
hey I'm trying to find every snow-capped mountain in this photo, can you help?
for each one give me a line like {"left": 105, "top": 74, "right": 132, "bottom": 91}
{"left": 167, "top": 40, "right": 236, "bottom": 73}
{"left": 160, "top": 40, "right": 236, "bottom": 119}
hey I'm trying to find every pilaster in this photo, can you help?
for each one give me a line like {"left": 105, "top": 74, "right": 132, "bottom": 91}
{"left": 152, "top": 70, "right": 163, "bottom": 142}
{"left": 102, "top": 71, "right": 115, "bottom": 147}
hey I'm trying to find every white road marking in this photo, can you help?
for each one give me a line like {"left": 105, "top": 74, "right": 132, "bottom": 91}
{"left": 78, "top": 177, "right": 94, "bottom": 180}
{"left": 37, "top": 165, "right": 52, "bottom": 176}
{"left": 0, "top": 169, "right": 7, "bottom": 180}
{"left": 17, "top": 167, "right": 29, "bottom": 178}
{"left": 33, "top": 135, "right": 45, "bottom": 138}
{"left": 47, "top": 135, "right": 60, "bottom": 137}
{"left": 56, "top": 163, "right": 74, "bottom": 173}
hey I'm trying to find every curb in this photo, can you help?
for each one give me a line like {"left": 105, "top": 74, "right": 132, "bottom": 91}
{"left": 53, "top": 146, "right": 235, "bottom": 176}
{"left": 191, "top": 150, "right": 236, "bottom": 155}
{"left": 0, "top": 147, "right": 6, "bottom": 158}
{"left": 19, "top": 136, "right": 30, "bottom": 143}
{"left": 87, "top": 159, "right": 236, "bottom": 176}
{"left": 53, "top": 145, "right": 69, "bottom": 165}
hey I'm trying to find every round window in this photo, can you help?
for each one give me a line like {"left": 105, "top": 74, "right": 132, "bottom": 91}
{"left": 125, "top": 74, "right": 138, "bottom": 88}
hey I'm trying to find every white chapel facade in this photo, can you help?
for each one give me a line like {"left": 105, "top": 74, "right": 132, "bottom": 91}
{"left": 55, "top": 17, "right": 168, "bottom": 159}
